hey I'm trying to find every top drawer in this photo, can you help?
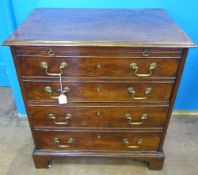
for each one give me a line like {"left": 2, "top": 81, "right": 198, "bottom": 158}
{"left": 15, "top": 47, "right": 182, "bottom": 78}
{"left": 16, "top": 46, "right": 183, "bottom": 57}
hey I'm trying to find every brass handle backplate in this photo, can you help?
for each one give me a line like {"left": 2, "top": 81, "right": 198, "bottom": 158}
{"left": 48, "top": 113, "right": 72, "bottom": 125}
{"left": 40, "top": 61, "right": 68, "bottom": 76}
{"left": 142, "top": 48, "right": 149, "bottom": 57}
{"left": 130, "top": 62, "right": 157, "bottom": 77}
{"left": 128, "top": 87, "right": 152, "bottom": 100}
{"left": 44, "top": 86, "right": 70, "bottom": 99}
{"left": 124, "top": 114, "right": 148, "bottom": 125}
{"left": 48, "top": 48, "right": 56, "bottom": 56}
{"left": 123, "top": 138, "right": 144, "bottom": 149}
{"left": 53, "top": 137, "right": 74, "bottom": 148}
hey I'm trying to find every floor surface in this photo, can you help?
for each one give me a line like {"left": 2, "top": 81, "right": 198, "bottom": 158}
{"left": 0, "top": 87, "right": 198, "bottom": 175}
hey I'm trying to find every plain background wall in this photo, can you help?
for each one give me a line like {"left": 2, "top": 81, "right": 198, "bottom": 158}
{"left": 0, "top": 0, "right": 37, "bottom": 114}
{"left": 0, "top": 0, "right": 198, "bottom": 115}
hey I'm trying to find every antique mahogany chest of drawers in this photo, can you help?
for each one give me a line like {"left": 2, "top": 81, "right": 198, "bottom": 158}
{"left": 4, "top": 8, "right": 195, "bottom": 170}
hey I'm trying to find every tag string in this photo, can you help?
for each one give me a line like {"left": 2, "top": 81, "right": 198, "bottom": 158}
{"left": 59, "top": 74, "right": 63, "bottom": 94}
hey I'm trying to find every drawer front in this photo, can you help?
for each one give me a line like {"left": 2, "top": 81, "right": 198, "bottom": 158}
{"left": 35, "top": 130, "right": 161, "bottom": 151}
{"left": 24, "top": 82, "right": 173, "bottom": 102}
{"left": 29, "top": 106, "right": 168, "bottom": 128}
{"left": 18, "top": 57, "right": 180, "bottom": 78}
{"left": 16, "top": 46, "right": 182, "bottom": 57}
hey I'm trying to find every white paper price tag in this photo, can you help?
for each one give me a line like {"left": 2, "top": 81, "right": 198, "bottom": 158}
{"left": 58, "top": 94, "right": 67, "bottom": 104}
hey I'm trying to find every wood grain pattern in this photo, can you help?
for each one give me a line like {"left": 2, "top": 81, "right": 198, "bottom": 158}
{"left": 15, "top": 46, "right": 183, "bottom": 53}
{"left": 3, "top": 9, "right": 195, "bottom": 47}
{"left": 158, "top": 48, "right": 190, "bottom": 149}
{"left": 29, "top": 105, "right": 168, "bottom": 128}
{"left": 34, "top": 130, "right": 162, "bottom": 151}
{"left": 18, "top": 55, "right": 180, "bottom": 78}
{"left": 15, "top": 46, "right": 183, "bottom": 57}
{"left": 24, "top": 81, "right": 174, "bottom": 102}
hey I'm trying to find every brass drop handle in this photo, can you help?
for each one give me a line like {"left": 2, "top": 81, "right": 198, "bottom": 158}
{"left": 124, "top": 114, "right": 148, "bottom": 125}
{"left": 53, "top": 138, "right": 74, "bottom": 148}
{"left": 44, "top": 86, "right": 70, "bottom": 99}
{"left": 127, "top": 87, "right": 152, "bottom": 100}
{"left": 123, "top": 138, "right": 144, "bottom": 149}
{"left": 48, "top": 48, "right": 56, "bottom": 56}
{"left": 48, "top": 113, "right": 72, "bottom": 125}
{"left": 40, "top": 61, "right": 68, "bottom": 76}
{"left": 130, "top": 62, "right": 157, "bottom": 77}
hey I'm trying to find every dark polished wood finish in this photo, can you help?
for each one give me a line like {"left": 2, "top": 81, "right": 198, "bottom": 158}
{"left": 34, "top": 130, "right": 161, "bottom": 151}
{"left": 18, "top": 56, "right": 181, "bottom": 78}
{"left": 4, "top": 9, "right": 195, "bottom": 47}
{"left": 29, "top": 105, "right": 168, "bottom": 128}
{"left": 24, "top": 81, "right": 174, "bottom": 102}
{"left": 4, "top": 8, "right": 195, "bottom": 170}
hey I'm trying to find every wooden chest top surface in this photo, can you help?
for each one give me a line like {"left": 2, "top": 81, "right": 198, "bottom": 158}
{"left": 4, "top": 8, "right": 195, "bottom": 47}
